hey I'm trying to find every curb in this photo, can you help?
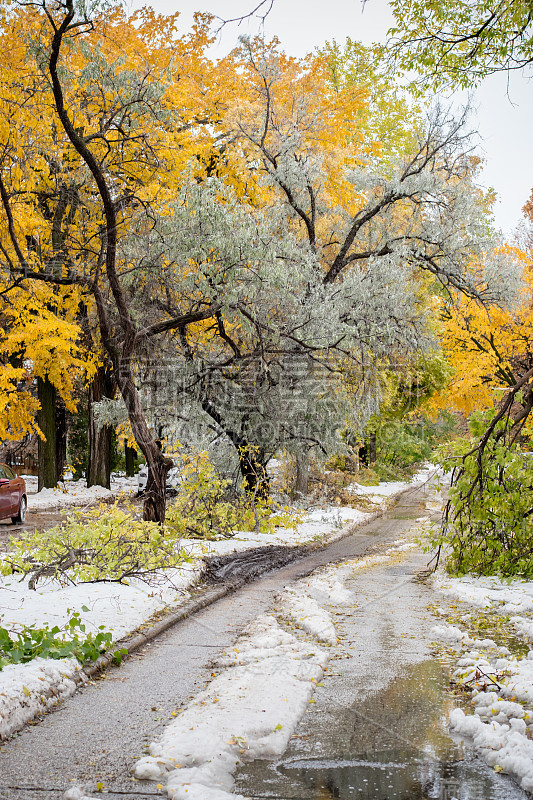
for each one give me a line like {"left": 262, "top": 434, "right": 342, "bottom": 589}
{"left": 83, "top": 482, "right": 424, "bottom": 678}
{"left": 84, "top": 581, "right": 244, "bottom": 678}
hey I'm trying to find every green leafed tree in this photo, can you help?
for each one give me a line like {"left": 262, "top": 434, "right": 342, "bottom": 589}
{"left": 388, "top": 0, "right": 533, "bottom": 88}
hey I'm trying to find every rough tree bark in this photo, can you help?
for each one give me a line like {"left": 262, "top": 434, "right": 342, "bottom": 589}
{"left": 294, "top": 449, "right": 309, "bottom": 497}
{"left": 37, "top": 376, "right": 57, "bottom": 490}
{"left": 55, "top": 395, "right": 67, "bottom": 482}
{"left": 368, "top": 432, "right": 377, "bottom": 465}
{"left": 125, "top": 443, "right": 137, "bottom": 477}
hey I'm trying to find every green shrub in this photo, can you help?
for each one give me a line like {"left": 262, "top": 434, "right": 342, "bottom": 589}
{"left": 375, "top": 412, "right": 458, "bottom": 470}
{"left": 372, "top": 462, "right": 406, "bottom": 482}
{"left": 355, "top": 467, "right": 381, "bottom": 486}
{"left": 433, "top": 411, "right": 533, "bottom": 577}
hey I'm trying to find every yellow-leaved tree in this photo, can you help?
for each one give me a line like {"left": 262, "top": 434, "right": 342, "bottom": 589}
{"left": 0, "top": 2, "right": 236, "bottom": 507}
{"left": 432, "top": 245, "right": 533, "bottom": 419}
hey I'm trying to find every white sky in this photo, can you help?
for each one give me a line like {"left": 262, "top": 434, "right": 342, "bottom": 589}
{"left": 127, "top": 0, "right": 533, "bottom": 239}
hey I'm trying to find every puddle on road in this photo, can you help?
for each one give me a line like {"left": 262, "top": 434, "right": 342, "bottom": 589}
{"left": 386, "top": 510, "right": 425, "bottom": 521}
{"left": 0, "top": 510, "right": 69, "bottom": 549}
{"left": 235, "top": 661, "right": 529, "bottom": 800}
{"left": 274, "top": 751, "right": 517, "bottom": 799}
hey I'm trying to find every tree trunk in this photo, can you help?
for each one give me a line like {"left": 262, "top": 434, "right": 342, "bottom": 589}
{"left": 125, "top": 443, "right": 137, "bottom": 477}
{"left": 46, "top": 20, "right": 171, "bottom": 521}
{"left": 87, "top": 365, "right": 114, "bottom": 489}
{"left": 116, "top": 365, "right": 172, "bottom": 523}
{"left": 294, "top": 449, "right": 309, "bottom": 497}
{"left": 55, "top": 395, "right": 67, "bottom": 481}
{"left": 37, "top": 376, "right": 57, "bottom": 490}
{"left": 144, "top": 457, "right": 170, "bottom": 522}
{"left": 368, "top": 431, "right": 377, "bottom": 465}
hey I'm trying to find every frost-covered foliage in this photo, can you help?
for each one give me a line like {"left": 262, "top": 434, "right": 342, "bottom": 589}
{"left": 92, "top": 395, "right": 128, "bottom": 430}
{"left": 103, "top": 39, "right": 519, "bottom": 481}
{"left": 119, "top": 177, "right": 432, "bottom": 469}
{"left": 236, "top": 39, "right": 516, "bottom": 293}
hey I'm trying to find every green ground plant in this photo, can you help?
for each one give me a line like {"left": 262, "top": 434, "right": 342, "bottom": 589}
{"left": 0, "top": 609, "right": 118, "bottom": 671}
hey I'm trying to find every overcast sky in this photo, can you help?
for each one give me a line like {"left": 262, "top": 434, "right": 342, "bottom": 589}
{"left": 127, "top": 0, "right": 533, "bottom": 239}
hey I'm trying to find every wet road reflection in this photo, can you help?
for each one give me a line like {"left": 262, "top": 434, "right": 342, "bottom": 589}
{"left": 236, "top": 637, "right": 528, "bottom": 799}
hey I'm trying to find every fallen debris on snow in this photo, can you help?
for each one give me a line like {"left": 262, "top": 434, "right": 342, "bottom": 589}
{"left": 433, "top": 572, "right": 533, "bottom": 793}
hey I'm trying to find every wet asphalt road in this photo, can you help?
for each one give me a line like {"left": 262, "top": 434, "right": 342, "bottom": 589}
{"left": 0, "top": 484, "right": 437, "bottom": 800}
{"left": 0, "top": 509, "right": 68, "bottom": 548}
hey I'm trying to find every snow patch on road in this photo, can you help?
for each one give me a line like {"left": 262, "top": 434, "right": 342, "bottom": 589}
{"left": 279, "top": 587, "right": 338, "bottom": 644}
{"left": 133, "top": 615, "right": 327, "bottom": 799}
{"left": 431, "top": 623, "right": 471, "bottom": 644}
{"left": 450, "top": 709, "right": 533, "bottom": 793}
{"left": 131, "top": 528, "right": 427, "bottom": 799}
{"left": 279, "top": 564, "right": 355, "bottom": 645}
{"left": 64, "top": 786, "right": 98, "bottom": 800}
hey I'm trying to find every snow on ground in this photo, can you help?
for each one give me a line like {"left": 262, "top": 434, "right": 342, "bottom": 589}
{"left": 23, "top": 473, "right": 138, "bottom": 511}
{"left": 432, "top": 571, "right": 533, "bottom": 793}
{"left": 435, "top": 573, "right": 533, "bottom": 616}
{"left": 189, "top": 506, "right": 371, "bottom": 558}
{"left": 346, "top": 465, "right": 436, "bottom": 504}
{"left": 347, "top": 478, "right": 413, "bottom": 499}
{"left": 0, "top": 557, "right": 203, "bottom": 641}
{"left": 0, "top": 469, "right": 431, "bottom": 743}
{"left": 131, "top": 541, "right": 417, "bottom": 800}
{"left": 0, "top": 657, "right": 82, "bottom": 741}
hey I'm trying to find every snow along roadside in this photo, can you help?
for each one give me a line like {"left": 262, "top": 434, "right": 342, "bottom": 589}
{"left": 0, "top": 657, "right": 82, "bottom": 743}
{"left": 431, "top": 573, "right": 533, "bottom": 793}
{"left": 130, "top": 563, "right": 353, "bottom": 800}
{"left": 134, "top": 614, "right": 327, "bottom": 800}
{"left": 24, "top": 474, "right": 137, "bottom": 511}
{"left": 129, "top": 543, "right": 416, "bottom": 800}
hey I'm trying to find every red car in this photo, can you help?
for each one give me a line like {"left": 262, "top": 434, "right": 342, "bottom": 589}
{"left": 0, "top": 464, "right": 27, "bottom": 523}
